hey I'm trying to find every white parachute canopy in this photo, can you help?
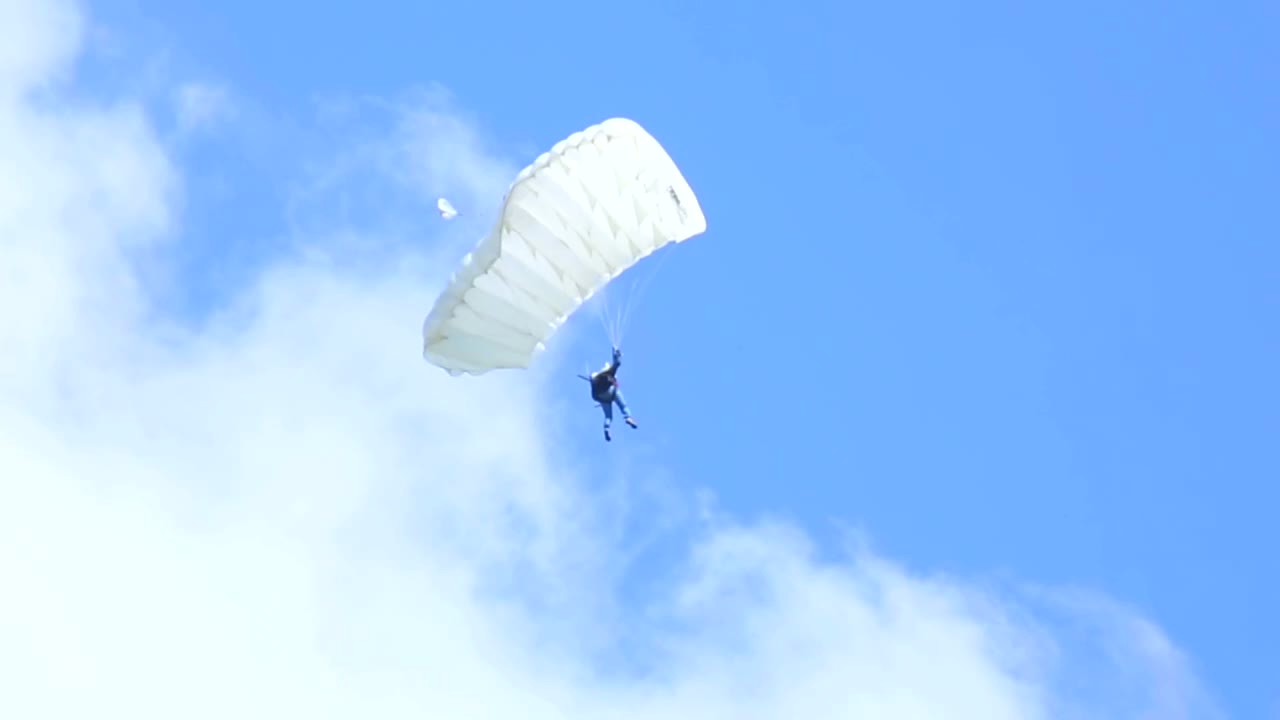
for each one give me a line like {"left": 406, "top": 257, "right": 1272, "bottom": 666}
{"left": 437, "top": 197, "right": 458, "bottom": 219}
{"left": 421, "top": 117, "right": 707, "bottom": 376}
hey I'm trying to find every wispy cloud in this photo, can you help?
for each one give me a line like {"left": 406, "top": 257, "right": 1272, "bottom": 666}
{"left": 0, "top": 2, "right": 1223, "bottom": 718}
{"left": 172, "top": 81, "right": 233, "bottom": 134}
{"left": 0, "top": 0, "right": 82, "bottom": 100}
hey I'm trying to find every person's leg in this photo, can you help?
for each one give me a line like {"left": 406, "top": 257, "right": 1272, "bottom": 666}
{"left": 614, "top": 391, "right": 637, "bottom": 428}
{"left": 601, "top": 401, "right": 613, "bottom": 440}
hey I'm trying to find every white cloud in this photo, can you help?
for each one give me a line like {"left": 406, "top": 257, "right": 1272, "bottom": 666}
{"left": 0, "top": 0, "right": 82, "bottom": 100}
{"left": 0, "top": 2, "right": 1223, "bottom": 719}
{"left": 172, "top": 81, "right": 233, "bottom": 134}
{"left": 278, "top": 84, "right": 517, "bottom": 271}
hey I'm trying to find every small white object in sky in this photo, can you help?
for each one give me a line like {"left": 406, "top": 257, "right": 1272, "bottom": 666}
{"left": 437, "top": 197, "right": 458, "bottom": 220}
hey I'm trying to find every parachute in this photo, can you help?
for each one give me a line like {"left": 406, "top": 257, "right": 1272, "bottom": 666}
{"left": 421, "top": 117, "right": 707, "bottom": 375}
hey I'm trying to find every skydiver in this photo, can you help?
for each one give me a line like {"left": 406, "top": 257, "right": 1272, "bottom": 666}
{"left": 586, "top": 347, "right": 637, "bottom": 442}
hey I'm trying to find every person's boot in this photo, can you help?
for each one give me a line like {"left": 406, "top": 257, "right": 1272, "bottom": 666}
{"left": 625, "top": 417, "right": 638, "bottom": 429}
{"left": 604, "top": 426, "right": 612, "bottom": 442}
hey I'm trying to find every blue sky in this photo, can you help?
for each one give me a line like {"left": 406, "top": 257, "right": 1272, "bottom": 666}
{"left": 9, "top": 0, "right": 1277, "bottom": 716}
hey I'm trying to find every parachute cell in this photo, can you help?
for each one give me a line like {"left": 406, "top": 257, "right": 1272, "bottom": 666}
{"left": 421, "top": 118, "right": 706, "bottom": 375}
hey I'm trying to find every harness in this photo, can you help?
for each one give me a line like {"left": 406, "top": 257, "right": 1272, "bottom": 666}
{"left": 579, "top": 372, "right": 619, "bottom": 404}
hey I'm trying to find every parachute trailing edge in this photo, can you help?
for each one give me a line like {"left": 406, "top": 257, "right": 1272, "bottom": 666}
{"left": 421, "top": 117, "right": 707, "bottom": 376}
